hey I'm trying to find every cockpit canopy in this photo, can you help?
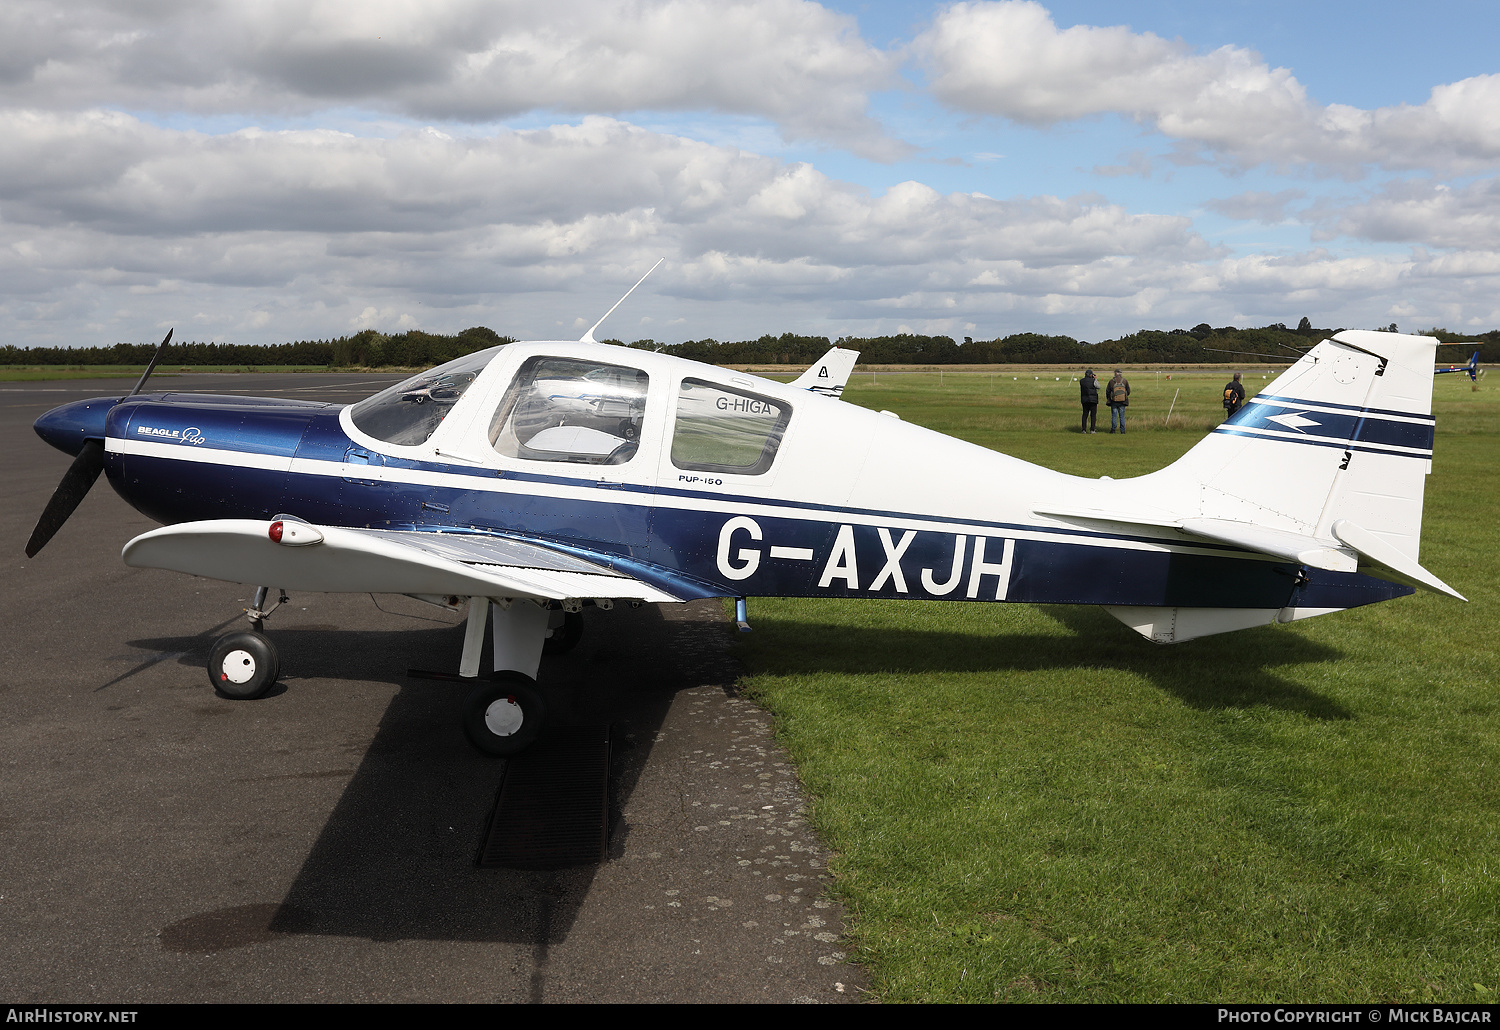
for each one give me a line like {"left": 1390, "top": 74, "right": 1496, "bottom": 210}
{"left": 345, "top": 341, "right": 792, "bottom": 474}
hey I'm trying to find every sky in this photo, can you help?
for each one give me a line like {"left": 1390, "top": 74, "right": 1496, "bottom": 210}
{"left": 6, "top": 0, "right": 1500, "bottom": 349}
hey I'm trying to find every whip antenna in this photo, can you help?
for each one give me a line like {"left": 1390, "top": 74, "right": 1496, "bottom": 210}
{"left": 579, "top": 258, "right": 664, "bottom": 344}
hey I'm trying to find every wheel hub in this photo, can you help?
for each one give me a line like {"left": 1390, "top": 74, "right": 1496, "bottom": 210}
{"left": 484, "top": 696, "right": 524, "bottom": 736}
{"left": 220, "top": 649, "right": 257, "bottom": 684}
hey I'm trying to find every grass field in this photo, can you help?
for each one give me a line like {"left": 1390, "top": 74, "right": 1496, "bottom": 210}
{"left": 736, "top": 368, "right": 1498, "bottom": 1002}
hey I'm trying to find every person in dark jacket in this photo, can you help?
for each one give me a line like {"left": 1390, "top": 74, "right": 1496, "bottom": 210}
{"left": 1222, "top": 372, "right": 1245, "bottom": 419}
{"left": 1106, "top": 368, "right": 1130, "bottom": 433}
{"left": 1079, "top": 369, "right": 1099, "bottom": 433}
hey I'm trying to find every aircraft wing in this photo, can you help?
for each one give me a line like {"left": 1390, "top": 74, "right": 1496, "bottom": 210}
{"left": 121, "top": 519, "right": 688, "bottom": 603}
{"left": 1036, "top": 507, "right": 1465, "bottom": 600}
{"left": 789, "top": 346, "right": 860, "bottom": 398}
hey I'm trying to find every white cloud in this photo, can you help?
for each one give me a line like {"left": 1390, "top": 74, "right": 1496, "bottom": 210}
{"left": 4, "top": 105, "right": 1498, "bottom": 346}
{"left": 0, "top": 0, "right": 902, "bottom": 157}
{"left": 915, "top": 1, "right": 1500, "bottom": 174}
{"left": 1204, "top": 190, "right": 1308, "bottom": 225}
{"left": 1307, "top": 179, "right": 1500, "bottom": 251}
{"left": 0, "top": 109, "right": 1229, "bottom": 343}
{"left": 7, "top": 0, "right": 1500, "bottom": 349}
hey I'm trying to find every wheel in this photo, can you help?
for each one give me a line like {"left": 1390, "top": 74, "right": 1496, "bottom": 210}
{"left": 208, "top": 632, "right": 280, "bottom": 700}
{"left": 542, "top": 610, "right": 583, "bottom": 655}
{"left": 463, "top": 673, "right": 547, "bottom": 756}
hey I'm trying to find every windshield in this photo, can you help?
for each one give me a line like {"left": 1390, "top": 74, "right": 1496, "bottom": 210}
{"left": 349, "top": 346, "right": 502, "bottom": 446}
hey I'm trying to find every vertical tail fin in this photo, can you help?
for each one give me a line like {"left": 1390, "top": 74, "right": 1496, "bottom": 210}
{"left": 1151, "top": 330, "right": 1459, "bottom": 596}
{"left": 790, "top": 346, "right": 860, "bottom": 398}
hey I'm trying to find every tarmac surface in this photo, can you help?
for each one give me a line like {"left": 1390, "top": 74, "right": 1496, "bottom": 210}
{"left": 0, "top": 373, "right": 867, "bottom": 1003}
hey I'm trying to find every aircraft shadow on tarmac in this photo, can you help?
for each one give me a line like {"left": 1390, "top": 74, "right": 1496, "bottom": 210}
{"left": 134, "top": 596, "right": 1347, "bottom": 961}
{"left": 133, "top": 602, "right": 740, "bottom": 956}
{"left": 737, "top": 602, "right": 1353, "bottom": 721}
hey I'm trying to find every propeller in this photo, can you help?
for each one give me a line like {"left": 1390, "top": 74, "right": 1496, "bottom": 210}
{"left": 128, "top": 327, "right": 171, "bottom": 397}
{"left": 25, "top": 328, "right": 172, "bottom": 557}
{"left": 25, "top": 439, "right": 106, "bottom": 557}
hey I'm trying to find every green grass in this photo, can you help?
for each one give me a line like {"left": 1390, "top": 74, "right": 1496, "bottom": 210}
{"left": 735, "top": 369, "right": 1500, "bottom": 1002}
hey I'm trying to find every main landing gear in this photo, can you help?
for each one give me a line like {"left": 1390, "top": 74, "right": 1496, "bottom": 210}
{"left": 447, "top": 599, "right": 596, "bottom": 754}
{"left": 447, "top": 596, "right": 552, "bottom": 756}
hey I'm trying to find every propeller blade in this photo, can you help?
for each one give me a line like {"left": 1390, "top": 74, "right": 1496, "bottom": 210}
{"left": 25, "top": 439, "right": 107, "bottom": 558}
{"left": 128, "top": 328, "right": 173, "bottom": 398}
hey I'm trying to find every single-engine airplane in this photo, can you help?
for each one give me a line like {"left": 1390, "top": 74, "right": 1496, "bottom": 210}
{"left": 27, "top": 314, "right": 1464, "bottom": 756}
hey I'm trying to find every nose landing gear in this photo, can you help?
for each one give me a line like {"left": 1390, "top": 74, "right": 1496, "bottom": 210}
{"left": 206, "top": 585, "right": 285, "bottom": 699}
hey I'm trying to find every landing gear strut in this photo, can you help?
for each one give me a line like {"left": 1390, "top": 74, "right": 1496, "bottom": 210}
{"left": 246, "top": 586, "right": 288, "bottom": 633}
{"left": 543, "top": 608, "right": 583, "bottom": 655}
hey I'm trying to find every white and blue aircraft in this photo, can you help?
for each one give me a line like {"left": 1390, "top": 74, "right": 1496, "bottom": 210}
{"left": 27, "top": 323, "right": 1463, "bottom": 755}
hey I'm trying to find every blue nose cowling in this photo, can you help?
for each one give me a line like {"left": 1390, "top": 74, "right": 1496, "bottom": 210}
{"left": 34, "top": 397, "right": 118, "bottom": 457}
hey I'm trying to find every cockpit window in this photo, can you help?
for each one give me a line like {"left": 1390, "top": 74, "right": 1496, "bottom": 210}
{"left": 671, "top": 379, "right": 789, "bottom": 475}
{"left": 489, "top": 356, "right": 650, "bottom": 465}
{"left": 349, "top": 347, "right": 502, "bottom": 446}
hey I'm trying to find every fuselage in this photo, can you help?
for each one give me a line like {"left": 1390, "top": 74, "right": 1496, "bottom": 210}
{"left": 35, "top": 341, "right": 1410, "bottom": 615}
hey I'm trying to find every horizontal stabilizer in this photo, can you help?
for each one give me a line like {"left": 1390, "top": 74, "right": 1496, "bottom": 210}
{"left": 1040, "top": 503, "right": 1462, "bottom": 600}
{"left": 1176, "top": 519, "right": 1357, "bottom": 573}
{"left": 123, "top": 519, "right": 683, "bottom": 603}
{"left": 1039, "top": 507, "right": 1359, "bottom": 573}
{"left": 1033, "top": 504, "right": 1181, "bottom": 532}
{"left": 1331, "top": 519, "right": 1466, "bottom": 600}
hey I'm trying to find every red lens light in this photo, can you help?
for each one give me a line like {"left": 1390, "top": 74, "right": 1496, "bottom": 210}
{"left": 269, "top": 520, "right": 283, "bottom": 543}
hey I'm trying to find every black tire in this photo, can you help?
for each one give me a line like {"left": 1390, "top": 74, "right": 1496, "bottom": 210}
{"left": 463, "top": 673, "right": 546, "bottom": 756}
{"left": 208, "top": 632, "right": 280, "bottom": 700}
{"left": 542, "top": 610, "right": 583, "bottom": 655}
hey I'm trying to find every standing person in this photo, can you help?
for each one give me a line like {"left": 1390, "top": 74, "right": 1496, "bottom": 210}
{"left": 1106, "top": 368, "right": 1130, "bottom": 434}
{"left": 1222, "top": 372, "right": 1245, "bottom": 419}
{"left": 1079, "top": 369, "right": 1099, "bottom": 434}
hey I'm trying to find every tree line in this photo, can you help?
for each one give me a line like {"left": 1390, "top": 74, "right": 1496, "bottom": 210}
{"left": 0, "top": 327, "right": 512, "bottom": 368}
{"left": 4, "top": 320, "right": 1496, "bottom": 368}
